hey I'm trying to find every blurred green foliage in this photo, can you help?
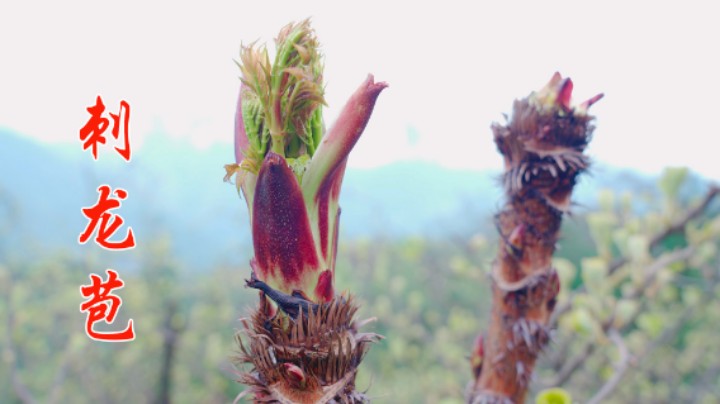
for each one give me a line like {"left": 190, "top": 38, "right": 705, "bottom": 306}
{"left": 535, "top": 168, "right": 720, "bottom": 403}
{"left": 1, "top": 168, "right": 718, "bottom": 403}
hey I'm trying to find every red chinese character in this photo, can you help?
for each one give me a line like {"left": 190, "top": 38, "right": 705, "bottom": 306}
{"left": 79, "top": 96, "right": 132, "bottom": 161}
{"left": 79, "top": 269, "right": 135, "bottom": 342}
{"left": 79, "top": 185, "right": 136, "bottom": 250}
{"left": 110, "top": 100, "right": 131, "bottom": 161}
{"left": 79, "top": 96, "right": 109, "bottom": 160}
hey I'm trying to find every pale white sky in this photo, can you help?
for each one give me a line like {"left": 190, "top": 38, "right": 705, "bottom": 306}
{"left": 1, "top": 1, "right": 718, "bottom": 179}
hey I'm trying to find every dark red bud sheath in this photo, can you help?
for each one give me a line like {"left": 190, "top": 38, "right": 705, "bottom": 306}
{"left": 316, "top": 162, "right": 345, "bottom": 264}
{"left": 302, "top": 76, "right": 387, "bottom": 275}
{"left": 314, "top": 270, "right": 334, "bottom": 303}
{"left": 253, "top": 152, "right": 320, "bottom": 294}
{"left": 317, "top": 75, "right": 386, "bottom": 173}
{"left": 303, "top": 75, "right": 388, "bottom": 200}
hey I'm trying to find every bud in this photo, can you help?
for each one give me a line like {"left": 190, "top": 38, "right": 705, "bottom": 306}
{"left": 493, "top": 72, "right": 602, "bottom": 211}
{"left": 470, "top": 334, "right": 484, "bottom": 379}
{"left": 228, "top": 19, "right": 387, "bottom": 302}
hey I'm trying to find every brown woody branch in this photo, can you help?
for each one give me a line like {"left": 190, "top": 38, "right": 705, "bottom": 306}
{"left": 468, "top": 74, "right": 599, "bottom": 403}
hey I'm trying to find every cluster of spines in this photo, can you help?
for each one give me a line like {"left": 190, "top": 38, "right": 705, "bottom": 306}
{"left": 235, "top": 294, "right": 381, "bottom": 403}
{"left": 494, "top": 93, "right": 596, "bottom": 212}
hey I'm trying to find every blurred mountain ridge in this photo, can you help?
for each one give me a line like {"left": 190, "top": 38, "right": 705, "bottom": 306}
{"left": 0, "top": 128, "right": 705, "bottom": 271}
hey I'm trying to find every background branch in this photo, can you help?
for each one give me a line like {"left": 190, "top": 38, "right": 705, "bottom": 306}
{"left": 552, "top": 185, "right": 719, "bottom": 326}
{"left": 4, "top": 277, "right": 37, "bottom": 404}
{"left": 543, "top": 245, "right": 695, "bottom": 388}
{"left": 586, "top": 329, "right": 630, "bottom": 404}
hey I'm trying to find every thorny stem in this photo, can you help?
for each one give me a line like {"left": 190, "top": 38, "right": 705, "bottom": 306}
{"left": 468, "top": 73, "right": 601, "bottom": 403}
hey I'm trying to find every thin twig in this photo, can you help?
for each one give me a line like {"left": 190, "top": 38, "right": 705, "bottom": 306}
{"left": 586, "top": 330, "right": 631, "bottom": 404}
{"left": 545, "top": 340, "right": 595, "bottom": 387}
{"left": 609, "top": 184, "right": 719, "bottom": 276}
{"left": 648, "top": 185, "right": 720, "bottom": 251}
{"left": 543, "top": 245, "right": 695, "bottom": 388}
{"left": 628, "top": 246, "right": 696, "bottom": 300}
